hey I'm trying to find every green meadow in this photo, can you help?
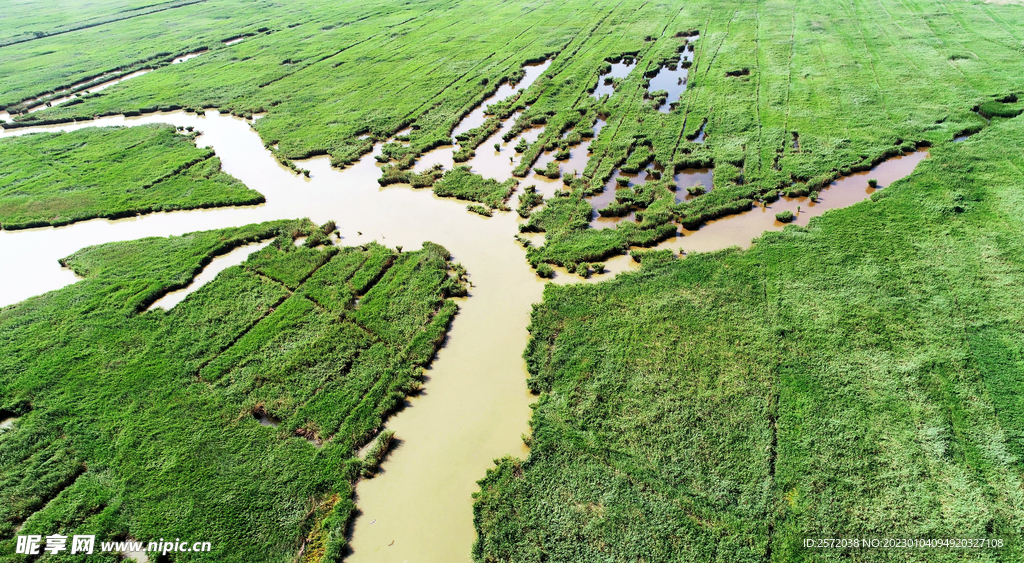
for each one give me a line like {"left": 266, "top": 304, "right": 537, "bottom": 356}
{"left": 0, "top": 125, "right": 263, "bottom": 229}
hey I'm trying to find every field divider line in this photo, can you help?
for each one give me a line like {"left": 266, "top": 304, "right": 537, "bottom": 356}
{"left": 0, "top": 0, "right": 209, "bottom": 49}
{"left": 590, "top": 3, "right": 669, "bottom": 179}
{"left": 540, "top": 0, "right": 625, "bottom": 117}
{"left": 192, "top": 290, "right": 291, "bottom": 382}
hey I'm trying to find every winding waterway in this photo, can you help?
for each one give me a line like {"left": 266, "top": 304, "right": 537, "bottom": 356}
{"left": 0, "top": 109, "right": 544, "bottom": 562}
{"left": 0, "top": 103, "right": 942, "bottom": 561}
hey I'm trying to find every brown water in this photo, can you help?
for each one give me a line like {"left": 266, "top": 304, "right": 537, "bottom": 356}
{"left": 0, "top": 110, "right": 544, "bottom": 563}
{"left": 674, "top": 166, "right": 714, "bottom": 202}
{"left": 146, "top": 239, "right": 273, "bottom": 311}
{"left": 588, "top": 166, "right": 651, "bottom": 229}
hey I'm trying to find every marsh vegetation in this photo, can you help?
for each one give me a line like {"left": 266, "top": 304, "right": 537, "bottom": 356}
{"left": 2, "top": 0, "right": 1024, "bottom": 561}
{"left": 0, "top": 220, "right": 466, "bottom": 561}
{"left": 475, "top": 115, "right": 1024, "bottom": 563}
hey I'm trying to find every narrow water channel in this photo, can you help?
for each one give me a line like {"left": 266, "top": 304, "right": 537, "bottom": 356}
{"left": 579, "top": 148, "right": 932, "bottom": 279}
{"left": 146, "top": 239, "right": 274, "bottom": 311}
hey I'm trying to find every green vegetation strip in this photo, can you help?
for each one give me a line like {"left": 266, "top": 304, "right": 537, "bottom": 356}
{"left": 0, "top": 219, "right": 466, "bottom": 561}
{"left": 433, "top": 166, "right": 518, "bottom": 210}
{"left": 0, "top": 124, "right": 263, "bottom": 229}
{"left": 473, "top": 113, "right": 1024, "bottom": 561}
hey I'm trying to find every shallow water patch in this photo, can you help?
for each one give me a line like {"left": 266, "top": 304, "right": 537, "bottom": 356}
{"left": 172, "top": 49, "right": 208, "bottom": 64}
{"left": 592, "top": 59, "right": 636, "bottom": 100}
{"left": 674, "top": 167, "right": 714, "bottom": 202}
{"left": 646, "top": 36, "right": 698, "bottom": 113}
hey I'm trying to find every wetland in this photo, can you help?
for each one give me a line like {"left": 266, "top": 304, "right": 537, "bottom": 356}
{"left": 2, "top": 0, "right": 1024, "bottom": 561}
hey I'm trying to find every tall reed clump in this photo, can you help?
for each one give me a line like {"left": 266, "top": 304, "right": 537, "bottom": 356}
{"left": 361, "top": 430, "right": 396, "bottom": 478}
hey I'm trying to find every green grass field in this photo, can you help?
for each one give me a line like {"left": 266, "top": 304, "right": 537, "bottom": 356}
{"left": 0, "top": 125, "right": 263, "bottom": 229}
{"left": 474, "top": 114, "right": 1024, "bottom": 562}
{"left": 0, "top": 220, "right": 466, "bottom": 561}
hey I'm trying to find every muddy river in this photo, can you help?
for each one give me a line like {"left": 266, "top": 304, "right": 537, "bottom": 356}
{"left": 0, "top": 71, "right": 939, "bottom": 561}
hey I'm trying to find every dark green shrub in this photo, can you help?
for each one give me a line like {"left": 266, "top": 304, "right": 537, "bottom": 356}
{"left": 775, "top": 210, "right": 795, "bottom": 223}
{"left": 630, "top": 248, "right": 675, "bottom": 265}
{"left": 361, "top": 430, "right": 396, "bottom": 478}
{"left": 536, "top": 263, "right": 554, "bottom": 278}
{"left": 434, "top": 166, "right": 517, "bottom": 207}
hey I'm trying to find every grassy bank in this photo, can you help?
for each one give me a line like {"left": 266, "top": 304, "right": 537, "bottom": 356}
{"left": 474, "top": 108, "right": 1024, "bottom": 561}
{"left": 0, "top": 125, "right": 263, "bottom": 229}
{"left": 0, "top": 220, "right": 466, "bottom": 561}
